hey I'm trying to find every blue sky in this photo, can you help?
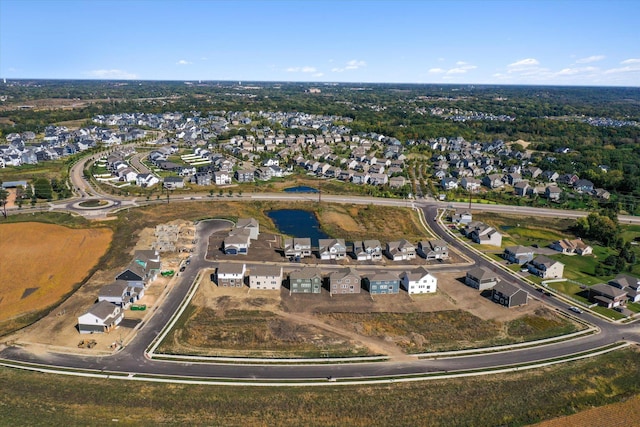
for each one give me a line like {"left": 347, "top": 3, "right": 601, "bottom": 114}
{"left": 1, "top": 0, "right": 639, "bottom": 86}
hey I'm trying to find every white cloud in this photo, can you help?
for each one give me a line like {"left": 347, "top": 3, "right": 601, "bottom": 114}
{"left": 575, "top": 55, "right": 605, "bottom": 64}
{"left": 428, "top": 68, "right": 445, "bottom": 74}
{"left": 176, "top": 59, "right": 191, "bottom": 65}
{"left": 286, "top": 66, "right": 317, "bottom": 73}
{"left": 603, "top": 65, "right": 640, "bottom": 74}
{"left": 332, "top": 59, "right": 366, "bottom": 72}
{"left": 508, "top": 58, "right": 540, "bottom": 68}
{"left": 312, "top": 72, "right": 324, "bottom": 78}
{"left": 447, "top": 64, "right": 477, "bottom": 74}
{"left": 87, "top": 69, "right": 137, "bottom": 79}
{"left": 621, "top": 58, "right": 640, "bottom": 64}
{"left": 555, "top": 66, "right": 597, "bottom": 76}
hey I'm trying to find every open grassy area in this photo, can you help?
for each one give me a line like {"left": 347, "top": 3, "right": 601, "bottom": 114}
{"left": 1, "top": 348, "right": 640, "bottom": 425}
{"left": 0, "top": 159, "right": 70, "bottom": 182}
{"left": 160, "top": 307, "right": 371, "bottom": 358}
{"left": 322, "top": 308, "right": 580, "bottom": 353}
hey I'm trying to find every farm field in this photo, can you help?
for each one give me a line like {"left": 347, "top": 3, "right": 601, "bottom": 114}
{"left": 0, "top": 222, "right": 112, "bottom": 323}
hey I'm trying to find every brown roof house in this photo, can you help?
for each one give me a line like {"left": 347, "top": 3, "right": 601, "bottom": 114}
{"left": 609, "top": 274, "right": 640, "bottom": 303}
{"left": 549, "top": 239, "right": 592, "bottom": 256}
{"left": 589, "top": 283, "right": 628, "bottom": 308}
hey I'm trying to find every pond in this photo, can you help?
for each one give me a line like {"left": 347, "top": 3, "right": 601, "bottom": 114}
{"left": 283, "top": 186, "right": 319, "bottom": 193}
{"left": 267, "top": 209, "right": 329, "bottom": 247}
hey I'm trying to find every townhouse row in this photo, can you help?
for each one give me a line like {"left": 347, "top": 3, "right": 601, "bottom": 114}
{"left": 215, "top": 264, "right": 438, "bottom": 295}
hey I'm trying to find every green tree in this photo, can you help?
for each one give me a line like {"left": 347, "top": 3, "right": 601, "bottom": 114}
{"left": 33, "top": 178, "right": 53, "bottom": 200}
{"left": 0, "top": 187, "right": 8, "bottom": 218}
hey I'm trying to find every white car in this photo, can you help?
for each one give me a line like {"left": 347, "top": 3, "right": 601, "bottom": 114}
{"left": 569, "top": 306, "right": 583, "bottom": 314}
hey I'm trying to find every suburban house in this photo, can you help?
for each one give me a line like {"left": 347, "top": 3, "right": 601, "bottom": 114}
{"left": 163, "top": 176, "right": 185, "bottom": 189}
{"left": 215, "top": 263, "right": 246, "bottom": 287}
{"left": 451, "top": 210, "right": 473, "bottom": 225}
{"left": 115, "top": 251, "right": 160, "bottom": 289}
{"left": 98, "top": 280, "right": 143, "bottom": 308}
{"left": 503, "top": 245, "right": 535, "bottom": 265}
{"left": 363, "top": 272, "right": 400, "bottom": 295}
{"left": 352, "top": 239, "right": 383, "bottom": 261}
{"left": 77, "top": 301, "right": 124, "bottom": 334}
{"left": 223, "top": 231, "right": 251, "bottom": 255}
{"left": 441, "top": 177, "right": 458, "bottom": 190}
{"left": 549, "top": 239, "right": 592, "bottom": 256}
{"left": 329, "top": 268, "right": 362, "bottom": 295}
{"left": 491, "top": 282, "right": 529, "bottom": 307}
{"left": 236, "top": 218, "right": 260, "bottom": 240}
{"left": 235, "top": 169, "right": 255, "bottom": 183}
{"left": 589, "top": 283, "right": 628, "bottom": 308}
{"left": 401, "top": 267, "right": 437, "bottom": 294}
{"left": 609, "top": 274, "right": 640, "bottom": 302}
{"left": 527, "top": 256, "right": 565, "bottom": 279}
{"left": 385, "top": 239, "right": 416, "bottom": 261}
{"left": 283, "top": 237, "right": 312, "bottom": 259}
{"left": 289, "top": 266, "right": 323, "bottom": 294}
{"left": 465, "top": 267, "right": 499, "bottom": 290}
{"left": 545, "top": 186, "right": 562, "bottom": 201}
{"left": 248, "top": 265, "right": 283, "bottom": 290}
{"left": 465, "top": 222, "right": 503, "bottom": 247}
{"left": 318, "top": 238, "right": 347, "bottom": 260}
{"left": 136, "top": 173, "right": 160, "bottom": 187}
{"left": 417, "top": 240, "right": 449, "bottom": 260}
{"left": 482, "top": 174, "right": 504, "bottom": 189}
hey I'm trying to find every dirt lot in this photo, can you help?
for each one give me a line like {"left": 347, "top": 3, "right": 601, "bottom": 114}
{"left": 534, "top": 394, "right": 640, "bottom": 427}
{"left": 5, "top": 221, "right": 190, "bottom": 354}
{"left": 0, "top": 222, "right": 112, "bottom": 322}
{"left": 163, "top": 266, "right": 570, "bottom": 358}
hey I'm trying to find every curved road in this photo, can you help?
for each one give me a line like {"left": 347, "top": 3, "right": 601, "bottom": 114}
{"left": 2, "top": 150, "right": 640, "bottom": 382}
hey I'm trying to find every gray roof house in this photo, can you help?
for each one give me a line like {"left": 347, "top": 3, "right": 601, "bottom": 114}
{"left": 503, "top": 245, "right": 535, "bottom": 265}
{"left": 77, "top": 301, "right": 124, "bottom": 334}
{"left": 527, "top": 256, "right": 564, "bottom": 279}
{"left": 465, "top": 267, "right": 499, "bottom": 290}
{"left": 609, "top": 274, "right": 640, "bottom": 302}
{"left": 491, "top": 282, "right": 528, "bottom": 307}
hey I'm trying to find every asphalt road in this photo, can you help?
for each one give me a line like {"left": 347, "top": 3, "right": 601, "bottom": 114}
{"left": 2, "top": 210, "right": 639, "bottom": 381}
{"left": 2, "top": 149, "right": 640, "bottom": 381}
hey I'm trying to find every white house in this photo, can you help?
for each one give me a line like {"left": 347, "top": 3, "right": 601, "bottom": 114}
{"left": 136, "top": 173, "right": 160, "bottom": 187}
{"left": 248, "top": 265, "right": 283, "bottom": 290}
{"left": 214, "top": 171, "right": 232, "bottom": 185}
{"left": 77, "top": 301, "right": 124, "bottom": 334}
{"left": 318, "top": 238, "right": 347, "bottom": 260}
{"left": 216, "top": 263, "right": 246, "bottom": 287}
{"left": 401, "top": 267, "right": 437, "bottom": 294}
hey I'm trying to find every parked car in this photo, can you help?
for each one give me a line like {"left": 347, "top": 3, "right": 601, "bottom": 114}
{"left": 568, "top": 306, "right": 583, "bottom": 314}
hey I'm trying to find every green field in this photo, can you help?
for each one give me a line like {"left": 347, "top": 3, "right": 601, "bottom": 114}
{"left": 1, "top": 349, "right": 640, "bottom": 426}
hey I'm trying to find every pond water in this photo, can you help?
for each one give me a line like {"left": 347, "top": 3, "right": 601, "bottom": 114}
{"left": 283, "top": 186, "right": 319, "bottom": 193}
{"left": 267, "top": 209, "right": 328, "bottom": 247}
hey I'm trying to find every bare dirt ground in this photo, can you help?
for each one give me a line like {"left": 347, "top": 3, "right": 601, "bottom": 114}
{"left": 5, "top": 222, "right": 190, "bottom": 354}
{"left": 180, "top": 268, "right": 545, "bottom": 359}
{"left": 0, "top": 223, "right": 112, "bottom": 322}
{"left": 534, "top": 394, "right": 640, "bottom": 427}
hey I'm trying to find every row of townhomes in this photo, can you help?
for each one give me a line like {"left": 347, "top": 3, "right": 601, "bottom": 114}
{"left": 214, "top": 264, "right": 438, "bottom": 296}
{"left": 77, "top": 250, "right": 161, "bottom": 334}
{"left": 1, "top": 126, "right": 145, "bottom": 168}
{"left": 282, "top": 238, "right": 449, "bottom": 262}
